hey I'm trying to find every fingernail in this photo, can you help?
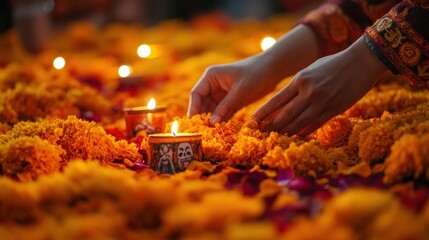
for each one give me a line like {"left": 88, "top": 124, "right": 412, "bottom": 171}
{"left": 210, "top": 114, "right": 221, "bottom": 124}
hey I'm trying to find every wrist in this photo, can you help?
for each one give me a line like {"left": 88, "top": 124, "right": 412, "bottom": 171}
{"left": 258, "top": 24, "right": 321, "bottom": 83}
{"left": 346, "top": 36, "right": 388, "bottom": 83}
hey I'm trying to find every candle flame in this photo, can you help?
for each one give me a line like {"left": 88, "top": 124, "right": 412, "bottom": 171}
{"left": 137, "top": 44, "right": 151, "bottom": 58}
{"left": 260, "top": 37, "right": 276, "bottom": 51}
{"left": 53, "top": 56, "right": 66, "bottom": 70}
{"left": 118, "top": 65, "right": 132, "bottom": 78}
{"left": 171, "top": 120, "right": 179, "bottom": 136}
{"left": 147, "top": 98, "right": 156, "bottom": 109}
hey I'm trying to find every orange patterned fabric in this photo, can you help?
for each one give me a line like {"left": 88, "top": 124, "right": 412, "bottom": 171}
{"left": 300, "top": 3, "right": 363, "bottom": 55}
{"left": 299, "top": 0, "right": 399, "bottom": 55}
{"left": 300, "top": 0, "right": 429, "bottom": 86}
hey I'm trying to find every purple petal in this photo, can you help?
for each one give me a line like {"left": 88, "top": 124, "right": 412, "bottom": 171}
{"left": 288, "top": 177, "right": 317, "bottom": 195}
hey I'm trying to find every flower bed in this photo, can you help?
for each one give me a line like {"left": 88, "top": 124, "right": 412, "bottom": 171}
{"left": 0, "top": 16, "right": 428, "bottom": 239}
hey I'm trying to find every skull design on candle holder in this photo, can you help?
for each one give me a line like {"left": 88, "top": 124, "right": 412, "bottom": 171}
{"left": 148, "top": 132, "right": 203, "bottom": 174}
{"left": 177, "top": 142, "right": 193, "bottom": 170}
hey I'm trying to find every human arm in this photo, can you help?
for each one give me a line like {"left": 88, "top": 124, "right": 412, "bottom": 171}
{"left": 188, "top": 24, "right": 322, "bottom": 123}
{"left": 187, "top": 0, "right": 399, "bottom": 123}
{"left": 254, "top": 0, "right": 429, "bottom": 136}
{"left": 253, "top": 36, "right": 388, "bottom": 136}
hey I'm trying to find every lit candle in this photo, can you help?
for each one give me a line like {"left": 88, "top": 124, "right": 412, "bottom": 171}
{"left": 148, "top": 120, "right": 203, "bottom": 175}
{"left": 260, "top": 36, "right": 276, "bottom": 51}
{"left": 137, "top": 44, "right": 151, "bottom": 58}
{"left": 123, "top": 98, "right": 166, "bottom": 138}
{"left": 137, "top": 44, "right": 163, "bottom": 59}
{"left": 118, "top": 65, "right": 132, "bottom": 78}
{"left": 53, "top": 56, "right": 66, "bottom": 70}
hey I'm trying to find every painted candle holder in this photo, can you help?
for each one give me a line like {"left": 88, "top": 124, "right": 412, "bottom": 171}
{"left": 123, "top": 106, "right": 166, "bottom": 138}
{"left": 148, "top": 133, "right": 203, "bottom": 175}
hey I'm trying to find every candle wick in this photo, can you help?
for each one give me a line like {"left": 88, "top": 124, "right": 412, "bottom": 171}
{"left": 172, "top": 132, "right": 176, "bottom": 137}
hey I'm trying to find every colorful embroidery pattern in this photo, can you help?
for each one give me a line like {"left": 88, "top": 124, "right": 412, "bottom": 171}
{"left": 300, "top": 0, "right": 429, "bottom": 86}
{"left": 365, "top": 1, "right": 429, "bottom": 87}
{"left": 299, "top": 0, "right": 398, "bottom": 56}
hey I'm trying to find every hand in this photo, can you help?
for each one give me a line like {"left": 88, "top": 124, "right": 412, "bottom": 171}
{"left": 253, "top": 36, "right": 388, "bottom": 136}
{"left": 187, "top": 54, "right": 280, "bottom": 123}
{"left": 188, "top": 24, "right": 321, "bottom": 123}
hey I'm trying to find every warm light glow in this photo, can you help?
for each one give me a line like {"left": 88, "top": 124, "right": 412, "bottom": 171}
{"left": 53, "top": 56, "right": 66, "bottom": 70}
{"left": 260, "top": 37, "right": 276, "bottom": 51}
{"left": 137, "top": 44, "right": 151, "bottom": 58}
{"left": 171, "top": 120, "right": 179, "bottom": 135}
{"left": 118, "top": 65, "right": 132, "bottom": 78}
{"left": 147, "top": 98, "right": 156, "bottom": 109}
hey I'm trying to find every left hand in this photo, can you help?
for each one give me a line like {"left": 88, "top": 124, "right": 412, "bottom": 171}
{"left": 253, "top": 36, "right": 388, "bottom": 136}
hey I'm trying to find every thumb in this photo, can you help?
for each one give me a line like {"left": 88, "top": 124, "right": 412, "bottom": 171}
{"left": 211, "top": 86, "right": 245, "bottom": 123}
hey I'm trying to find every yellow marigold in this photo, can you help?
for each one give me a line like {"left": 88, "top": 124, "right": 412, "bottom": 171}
{"left": 0, "top": 81, "right": 112, "bottom": 124}
{"left": 228, "top": 126, "right": 269, "bottom": 167}
{"left": 228, "top": 120, "right": 297, "bottom": 167}
{"left": 0, "top": 123, "right": 10, "bottom": 134}
{"left": 281, "top": 188, "right": 425, "bottom": 240}
{"left": 280, "top": 217, "right": 356, "bottom": 240}
{"left": 263, "top": 146, "right": 288, "bottom": 169}
{"left": 224, "top": 222, "right": 277, "bottom": 240}
{"left": 172, "top": 114, "right": 241, "bottom": 162}
{"left": 0, "top": 83, "right": 79, "bottom": 123}
{"left": 0, "top": 160, "right": 175, "bottom": 238}
{"left": 356, "top": 106, "right": 429, "bottom": 166}
{"left": 326, "top": 188, "right": 425, "bottom": 239}
{"left": 161, "top": 191, "right": 264, "bottom": 236}
{"left": 313, "top": 115, "right": 355, "bottom": 149}
{"left": 358, "top": 120, "right": 397, "bottom": 165}
{"left": 384, "top": 133, "right": 429, "bottom": 184}
{"left": 0, "top": 136, "right": 64, "bottom": 181}
{"left": 347, "top": 119, "right": 373, "bottom": 158}
{"left": 263, "top": 140, "right": 340, "bottom": 178}
{"left": 0, "top": 116, "right": 142, "bottom": 165}
{"left": 0, "top": 62, "right": 46, "bottom": 91}
{"left": 345, "top": 84, "right": 429, "bottom": 119}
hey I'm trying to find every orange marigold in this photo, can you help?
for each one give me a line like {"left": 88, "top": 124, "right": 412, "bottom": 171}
{"left": 0, "top": 136, "right": 64, "bottom": 181}
{"left": 357, "top": 107, "right": 429, "bottom": 166}
{"left": 313, "top": 115, "right": 355, "bottom": 149}
{"left": 0, "top": 116, "right": 142, "bottom": 165}
{"left": 173, "top": 114, "right": 241, "bottom": 162}
{"left": 263, "top": 140, "right": 343, "bottom": 178}
{"left": 345, "top": 85, "right": 429, "bottom": 119}
{"left": 0, "top": 81, "right": 112, "bottom": 124}
{"left": 384, "top": 133, "right": 429, "bottom": 184}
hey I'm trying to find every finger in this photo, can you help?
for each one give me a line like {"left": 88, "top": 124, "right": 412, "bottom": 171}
{"left": 263, "top": 94, "right": 309, "bottom": 132}
{"left": 200, "top": 97, "right": 217, "bottom": 114}
{"left": 297, "top": 111, "right": 332, "bottom": 137}
{"left": 211, "top": 85, "right": 246, "bottom": 123}
{"left": 253, "top": 84, "right": 298, "bottom": 122}
{"left": 187, "top": 92, "right": 203, "bottom": 117}
{"left": 187, "top": 68, "right": 218, "bottom": 117}
{"left": 280, "top": 104, "right": 324, "bottom": 136}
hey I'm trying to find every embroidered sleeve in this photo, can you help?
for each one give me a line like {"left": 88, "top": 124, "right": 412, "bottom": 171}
{"left": 299, "top": 0, "right": 398, "bottom": 55}
{"left": 364, "top": 0, "right": 429, "bottom": 87}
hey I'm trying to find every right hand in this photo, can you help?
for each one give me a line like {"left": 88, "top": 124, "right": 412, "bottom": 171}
{"left": 187, "top": 24, "right": 322, "bottom": 123}
{"left": 187, "top": 54, "right": 281, "bottom": 123}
